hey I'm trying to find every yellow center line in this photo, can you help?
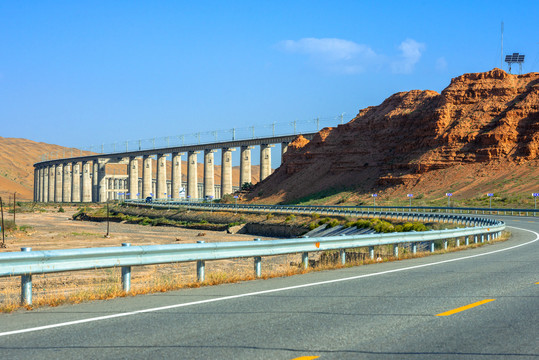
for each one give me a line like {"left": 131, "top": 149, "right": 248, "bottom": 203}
{"left": 436, "top": 299, "right": 495, "bottom": 316}
{"left": 291, "top": 357, "right": 320, "bottom": 360}
{"left": 535, "top": 281, "right": 539, "bottom": 285}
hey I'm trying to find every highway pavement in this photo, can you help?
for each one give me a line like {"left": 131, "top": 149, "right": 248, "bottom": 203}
{"left": 0, "top": 215, "right": 537, "bottom": 359}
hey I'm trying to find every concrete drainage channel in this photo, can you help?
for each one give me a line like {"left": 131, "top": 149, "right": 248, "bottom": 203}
{"left": 0, "top": 204, "right": 504, "bottom": 306}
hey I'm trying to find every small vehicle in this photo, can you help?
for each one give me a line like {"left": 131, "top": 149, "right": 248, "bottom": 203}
{"left": 145, "top": 196, "right": 153, "bottom": 203}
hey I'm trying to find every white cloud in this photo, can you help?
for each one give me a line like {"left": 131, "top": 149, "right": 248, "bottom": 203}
{"left": 277, "top": 38, "right": 379, "bottom": 74}
{"left": 391, "top": 38, "right": 426, "bottom": 74}
{"left": 436, "top": 57, "right": 448, "bottom": 71}
{"left": 278, "top": 38, "right": 376, "bottom": 61}
{"left": 277, "top": 37, "right": 425, "bottom": 75}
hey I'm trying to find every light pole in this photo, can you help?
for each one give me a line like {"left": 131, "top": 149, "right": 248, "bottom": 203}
{"left": 407, "top": 194, "right": 413, "bottom": 208}
{"left": 487, "top": 193, "right": 494, "bottom": 208}
{"left": 234, "top": 195, "right": 238, "bottom": 215}
{"left": 372, "top": 193, "right": 377, "bottom": 207}
{"left": 446, "top": 193, "right": 452, "bottom": 207}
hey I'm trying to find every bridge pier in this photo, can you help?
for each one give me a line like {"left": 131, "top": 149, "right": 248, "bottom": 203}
{"left": 171, "top": 152, "right": 182, "bottom": 200}
{"left": 142, "top": 155, "right": 152, "bottom": 199}
{"left": 55, "top": 164, "right": 63, "bottom": 203}
{"left": 128, "top": 157, "right": 139, "bottom": 199}
{"left": 187, "top": 151, "right": 199, "bottom": 199}
{"left": 260, "top": 144, "right": 274, "bottom": 181}
{"left": 221, "top": 147, "right": 235, "bottom": 196}
{"left": 157, "top": 153, "right": 167, "bottom": 200}
{"left": 98, "top": 161, "right": 107, "bottom": 203}
{"left": 92, "top": 162, "right": 99, "bottom": 202}
{"left": 48, "top": 164, "right": 56, "bottom": 202}
{"left": 204, "top": 150, "right": 215, "bottom": 199}
{"left": 72, "top": 162, "right": 81, "bottom": 202}
{"left": 82, "top": 161, "right": 92, "bottom": 202}
{"left": 240, "top": 145, "right": 252, "bottom": 187}
{"left": 62, "top": 163, "right": 71, "bottom": 203}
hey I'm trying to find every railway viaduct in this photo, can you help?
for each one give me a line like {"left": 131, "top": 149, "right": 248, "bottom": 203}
{"left": 33, "top": 133, "right": 315, "bottom": 203}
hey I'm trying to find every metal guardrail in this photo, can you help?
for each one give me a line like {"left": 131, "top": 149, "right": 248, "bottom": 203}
{"left": 128, "top": 199, "right": 538, "bottom": 217}
{"left": 0, "top": 205, "right": 505, "bottom": 306}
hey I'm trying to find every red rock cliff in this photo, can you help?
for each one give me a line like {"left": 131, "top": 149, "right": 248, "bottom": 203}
{"left": 249, "top": 69, "right": 539, "bottom": 203}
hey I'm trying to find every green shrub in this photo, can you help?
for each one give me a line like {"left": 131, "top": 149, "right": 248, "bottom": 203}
{"left": 318, "top": 217, "right": 331, "bottom": 225}
{"left": 285, "top": 214, "right": 295, "bottom": 222}
{"left": 353, "top": 219, "right": 372, "bottom": 229}
{"left": 327, "top": 219, "right": 340, "bottom": 228}
{"left": 58, "top": 206, "right": 65, "bottom": 213}
{"left": 373, "top": 220, "right": 395, "bottom": 233}
{"left": 1, "top": 220, "right": 16, "bottom": 232}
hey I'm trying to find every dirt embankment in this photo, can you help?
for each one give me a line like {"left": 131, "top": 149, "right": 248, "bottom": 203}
{"left": 73, "top": 205, "right": 315, "bottom": 238}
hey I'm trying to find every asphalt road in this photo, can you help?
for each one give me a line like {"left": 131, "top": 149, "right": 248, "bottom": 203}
{"left": 0, "top": 215, "right": 537, "bottom": 359}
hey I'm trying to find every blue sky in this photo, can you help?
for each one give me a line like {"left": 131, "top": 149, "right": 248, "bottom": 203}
{"left": 1, "top": 1, "right": 538, "bottom": 165}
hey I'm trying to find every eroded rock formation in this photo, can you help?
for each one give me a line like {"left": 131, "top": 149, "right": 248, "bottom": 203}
{"left": 250, "top": 69, "right": 539, "bottom": 203}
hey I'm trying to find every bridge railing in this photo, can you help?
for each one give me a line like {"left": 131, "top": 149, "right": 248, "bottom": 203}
{"left": 40, "top": 115, "right": 345, "bottom": 161}
{"left": 0, "top": 205, "right": 504, "bottom": 306}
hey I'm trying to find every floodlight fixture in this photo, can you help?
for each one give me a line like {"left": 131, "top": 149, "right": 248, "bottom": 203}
{"left": 505, "top": 52, "right": 525, "bottom": 74}
{"left": 446, "top": 193, "right": 452, "bottom": 207}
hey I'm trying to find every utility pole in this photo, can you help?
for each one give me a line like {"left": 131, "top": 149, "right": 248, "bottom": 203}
{"left": 13, "top": 192, "right": 16, "bottom": 226}
{"left": 1, "top": 197, "right": 5, "bottom": 248}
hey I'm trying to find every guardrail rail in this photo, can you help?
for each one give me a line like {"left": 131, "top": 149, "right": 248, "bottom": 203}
{"left": 0, "top": 205, "right": 505, "bottom": 305}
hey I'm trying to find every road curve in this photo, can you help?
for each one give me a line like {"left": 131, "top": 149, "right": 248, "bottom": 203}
{"left": 0, "top": 216, "right": 537, "bottom": 360}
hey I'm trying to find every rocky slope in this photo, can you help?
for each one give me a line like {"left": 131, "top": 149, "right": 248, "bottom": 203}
{"left": 249, "top": 69, "right": 539, "bottom": 203}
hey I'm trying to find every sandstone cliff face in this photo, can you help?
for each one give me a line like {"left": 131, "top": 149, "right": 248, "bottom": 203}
{"left": 250, "top": 69, "right": 539, "bottom": 203}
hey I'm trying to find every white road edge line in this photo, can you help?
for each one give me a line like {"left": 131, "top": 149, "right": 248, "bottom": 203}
{"left": 0, "top": 226, "right": 537, "bottom": 338}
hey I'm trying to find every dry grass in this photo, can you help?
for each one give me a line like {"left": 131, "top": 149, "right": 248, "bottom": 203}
{"left": 0, "top": 231, "right": 510, "bottom": 313}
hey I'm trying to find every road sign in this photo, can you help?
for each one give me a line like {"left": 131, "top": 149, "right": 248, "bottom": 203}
{"left": 407, "top": 194, "right": 413, "bottom": 197}
{"left": 487, "top": 193, "right": 494, "bottom": 197}
{"left": 446, "top": 193, "right": 452, "bottom": 196}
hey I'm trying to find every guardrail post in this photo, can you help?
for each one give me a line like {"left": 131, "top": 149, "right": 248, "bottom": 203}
{"left": 302, "top": 252, "right": 309, "bottom": 269}
{"left": 481, "top": 234, "right": 485, "bottom": 243}
{"left": 464, "top": 236, "right": 469, "bottom": 246}
{"left": 197, "top": 241, "right": 205, "bottom": 282}
{"left": 20, "top": 247, "right": 32, "bottom": 306}
{"left": 430, "top": 241, "right": 435, "bottom": 253}
{"left": 456, "top": 237, "right": 460, "bottom": 247}
{"left": 412, "top": 243, "right": 417, "bottom": 255}
{"left": 444, "top": 240, "right": 448, "bottom": 250}
{"left": 340, "top": 249, "right": 346, "bottom": 265}
{"left": 474, "top": 235, "right": 478, "bottom": 244}
{"left": 254, "top": 239, "right": 261, "bottom": 277}
{"left": 121, "top": 243, "right": 131, "bottom": 292}
{"left": 369, "top": 246, "right": 374, "bottom": 260}
{"left": 487, "top": 233, "right": 491, "bottom": 242}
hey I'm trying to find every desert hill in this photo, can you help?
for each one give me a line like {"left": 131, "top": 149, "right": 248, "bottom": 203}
{"left": 0, "top": 137, "right": 260, "bottom": 201}
{"left": 248, "top": 69, "right": 538, "bottom": 204}
{"left": 0, "top": 138, "right": 89, "bottom": 201}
